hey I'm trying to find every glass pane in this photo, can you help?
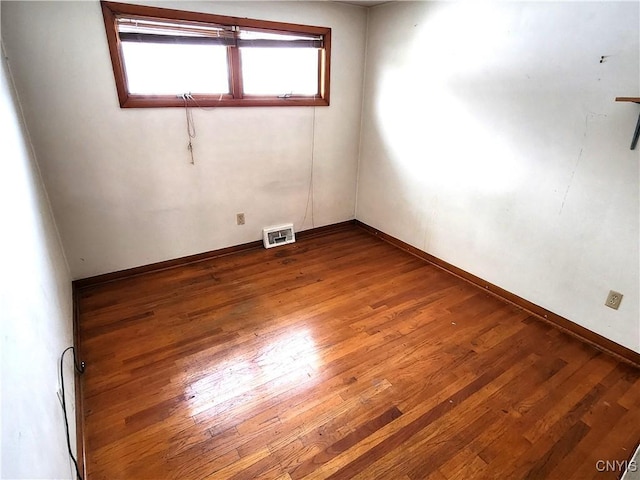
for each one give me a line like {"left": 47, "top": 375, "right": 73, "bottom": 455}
{"left": 241, "top": 48, "right": 318, "bottom": 96}
{"left": 121, "top": 43, "right": 229, "bottom": 95}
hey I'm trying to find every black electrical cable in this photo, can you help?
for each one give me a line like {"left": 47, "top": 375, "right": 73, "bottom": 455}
{"left": 60, "top": 346, "right": 85, "bottom": 480}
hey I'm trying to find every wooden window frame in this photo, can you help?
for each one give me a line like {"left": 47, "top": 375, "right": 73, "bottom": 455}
{"left": 100, "top": 1, "right": 331, "bottom": 108}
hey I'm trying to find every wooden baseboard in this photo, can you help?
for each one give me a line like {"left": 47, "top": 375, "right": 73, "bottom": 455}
{"left": 73, "top": 220, "right": 356, "bottom": 289}
{"left": 72, "top": 284, "right": 86, "bottom": 480}
{"left": 296, "top": 220, "right": 356, "bottom": 240}
{"left": 355, "top": 220, "right": 640, "bottom": 369}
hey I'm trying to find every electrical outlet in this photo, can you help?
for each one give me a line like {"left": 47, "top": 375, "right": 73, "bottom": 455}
{"left": 605, "top": 290, "right": 623, "bottom": 310}
{"left": 236, "top": 213, "right": 245, "bottom": 225}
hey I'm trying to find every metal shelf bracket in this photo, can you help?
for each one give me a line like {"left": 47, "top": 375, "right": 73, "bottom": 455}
{"left": 630, "top": 112, "right": 640, "bottom": 150}
{"left": 615, "top": 97, "right": 640, "bottom": 150}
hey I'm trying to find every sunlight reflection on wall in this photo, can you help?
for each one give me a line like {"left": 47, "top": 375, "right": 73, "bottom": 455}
{"left": 187, "top": 328, "right": 319, "bottom": 419}
{"left": 375, "top": 2, "right": 525, "bottom": 194}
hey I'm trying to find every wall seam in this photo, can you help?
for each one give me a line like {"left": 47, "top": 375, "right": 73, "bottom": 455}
{"left": 353, "top": 5, "right": 370, "bottom": 221}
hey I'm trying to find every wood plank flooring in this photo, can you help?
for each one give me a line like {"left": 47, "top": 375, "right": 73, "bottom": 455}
{"left": 77, "top": 226, "right": 640, "bottom": 479}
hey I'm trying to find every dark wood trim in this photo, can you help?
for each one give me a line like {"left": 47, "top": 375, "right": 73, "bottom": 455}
{"left": 74, "top": 240, "right": 262, "bottom": 289}
{"left": 100, "top": 1, "right": 331, "bottom": 109}
{"left": 101, "top": 2, "right": 330, "bottom": 35}
{"left": 228, "top": 46, "right": 243, "bottom": 100}
{"left": 120, "top": 95, "right": 330, "bottom": 109}
{"left": 121, "top": 96, "right": 329, "bottom": 109}
{"left": 73, "top": 220, "right": 355, "bottom": 290}
{"left": 71, "top": 284, "right": 87, "bottom": 480}
{"left": 296, "top": 219, "right": 355, "bottom": 240}
{"left": 101, "top": 1, "right": 128, "bottom": 107}
{"left": 615, "top": 97, "right": 640, "bottom": 103}
{"left": 355, "top": 220, "right": 640, "bottom": 369}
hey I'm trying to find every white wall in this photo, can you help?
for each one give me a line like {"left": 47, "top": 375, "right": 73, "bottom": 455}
{"left": 0, "top": 42, "right": 76, "bottom": 478}
{"left": 357, "top": 1, "right": 639, "bottom": 352}
{"left": 1, "top": 1, "right": 367, "bottom": 279}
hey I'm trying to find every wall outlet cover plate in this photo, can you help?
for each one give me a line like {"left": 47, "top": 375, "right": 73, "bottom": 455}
{"left": 605, "top": 290, "right": 623, "bottom": 310}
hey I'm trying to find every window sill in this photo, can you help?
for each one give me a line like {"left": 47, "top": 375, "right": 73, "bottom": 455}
{"left": 119, "top": 95, "right": 329, "bottom": 108}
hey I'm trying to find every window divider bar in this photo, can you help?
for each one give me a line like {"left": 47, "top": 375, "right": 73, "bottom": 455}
{"left": 228, "top": 46, "right": 243, "bottom": 100}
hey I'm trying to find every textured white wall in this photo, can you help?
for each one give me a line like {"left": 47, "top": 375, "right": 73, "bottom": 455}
{"left": 357, "top": 1, "right": 640, "bottom": 352}
{"left": 1, "top": 1, "right": 367, "bottom": 279}
{"left": 0, "top": 45, "right": 76, "bottom": 478}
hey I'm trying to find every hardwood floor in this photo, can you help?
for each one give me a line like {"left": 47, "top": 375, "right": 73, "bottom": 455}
{"left": 77, "top": 226, "right": 640, "bottom": 480}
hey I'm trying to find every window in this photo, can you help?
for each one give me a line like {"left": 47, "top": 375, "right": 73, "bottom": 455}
{"left": 100, "top": 2, "right": 331, "bottom": 108}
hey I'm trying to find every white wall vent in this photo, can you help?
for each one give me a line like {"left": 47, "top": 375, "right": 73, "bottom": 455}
{"left": 263, "top": 224, "right": 295, "bottom": 249}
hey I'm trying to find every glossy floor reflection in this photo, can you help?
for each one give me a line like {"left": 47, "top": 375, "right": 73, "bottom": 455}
{"left": 187, "top": 328, "right": 320, "bottom": 420}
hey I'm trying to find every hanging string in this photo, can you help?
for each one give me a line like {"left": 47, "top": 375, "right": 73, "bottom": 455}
{"left": 183, "top": 94, "right": 196, "bottom": 165}
{"left": 185, "top": 92, "right": 223, "bottom": 111}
